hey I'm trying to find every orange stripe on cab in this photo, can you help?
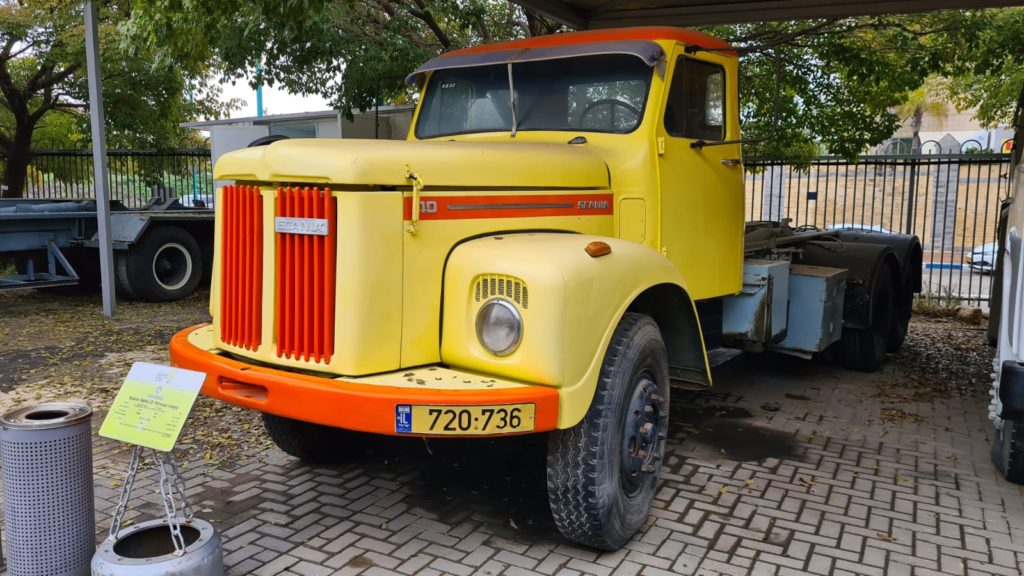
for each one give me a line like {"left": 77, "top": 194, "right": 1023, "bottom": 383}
{"left": 402, "top": 193, "right": 614, "bottom": 220}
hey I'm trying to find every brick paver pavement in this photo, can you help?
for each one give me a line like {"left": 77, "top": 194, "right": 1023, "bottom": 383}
{"left": 77, "top": 337, "right": 1024, "bottom": 575}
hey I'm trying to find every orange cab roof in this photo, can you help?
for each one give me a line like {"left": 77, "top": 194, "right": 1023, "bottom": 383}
{"left": 443, "top": 26, "right": 735, "bottom": 58}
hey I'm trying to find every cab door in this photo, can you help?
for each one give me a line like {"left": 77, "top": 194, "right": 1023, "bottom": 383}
{"left": 657, "top": 47, "right": 744, "bottom": 300}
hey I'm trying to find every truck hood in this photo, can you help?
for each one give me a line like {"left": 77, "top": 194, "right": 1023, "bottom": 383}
{"left": 214, "top": 139, "right": 610, "bottom": 189}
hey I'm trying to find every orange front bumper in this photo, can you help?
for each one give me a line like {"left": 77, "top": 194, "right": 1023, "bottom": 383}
{"left": 169, "top": 324, "right": 559, "bottom": 436}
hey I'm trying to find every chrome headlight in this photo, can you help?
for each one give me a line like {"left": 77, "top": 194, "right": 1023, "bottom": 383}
{"left": 475, "top": 299, "right": 522, "bottom": 356}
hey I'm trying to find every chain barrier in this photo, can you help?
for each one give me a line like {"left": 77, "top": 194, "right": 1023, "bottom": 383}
{"left": 168, "top": 451, "right": 195, "bottom": 522}
{"left": 107, "top": 444, "right": 142, "bottom": 541}
{"left": 155, "top": 450, "right": 187, "bottom": 555}
{"left": 107, "top": 445, "right": 194, "bottom": 556}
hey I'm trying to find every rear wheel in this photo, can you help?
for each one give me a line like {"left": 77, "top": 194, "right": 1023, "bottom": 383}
{"left": 119, "top": 226, "right": 203, "bottom": 301}
{"left": 546, "top": 313, "right": 669, "bottom": 550}
{"left": 841, "top": 268, "right": 895, "bottom": 372}
{"left": 992, "top": 418, "right": 1024, "bottom": 484}
{"left": 262, "top": 414, "right": 359, "bottom": 464}
{"left": 887, "top": 281, "right": 913, "bottom": 353}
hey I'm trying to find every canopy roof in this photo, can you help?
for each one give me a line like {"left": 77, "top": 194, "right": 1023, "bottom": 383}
{"left": 509, "top": 0, "right": 1024, "bottom": 29}
{"left": 407, "top": 27, "right": 729, "bottom": 84}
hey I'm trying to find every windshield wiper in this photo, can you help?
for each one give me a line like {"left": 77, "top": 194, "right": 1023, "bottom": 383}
{"left": 507, "top": 63, "right": 517, "bottom": 137}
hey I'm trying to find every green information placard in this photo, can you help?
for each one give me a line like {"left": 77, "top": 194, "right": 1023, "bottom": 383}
{"left": 99, "top": 362, "right": 207, "bottom": 452}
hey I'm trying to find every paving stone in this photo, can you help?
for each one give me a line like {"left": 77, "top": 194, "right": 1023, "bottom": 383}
{"left": 291, "top": 560, "right": 335, "bottom": 576}
{"left": 65, "top": 320, "right": 1024, "bottom": 576}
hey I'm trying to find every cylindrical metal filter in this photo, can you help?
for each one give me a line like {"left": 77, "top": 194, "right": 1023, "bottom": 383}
{"left": 1, "top": 402, "right": 95, "bottom": 576}
{"left": 91, "top": 518, "right": 223, "bottom": 576}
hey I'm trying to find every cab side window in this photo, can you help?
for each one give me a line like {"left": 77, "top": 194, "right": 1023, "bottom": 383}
{"left": 664, "top": 57, "right": 725, "bottom": 141}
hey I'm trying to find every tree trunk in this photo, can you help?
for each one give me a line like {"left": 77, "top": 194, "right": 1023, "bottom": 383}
{"left": 1, "top": 123, "right": 34, "bottom": 199}
{"left": 910, "top": 107, "right": 923, "bottom": 154}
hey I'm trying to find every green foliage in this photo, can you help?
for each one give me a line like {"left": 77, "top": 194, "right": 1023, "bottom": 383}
{"left": 944, "top": 8, "right": 1024, "bottom": 128}
{"left": 125, "top": 0, "right": 551, "bottom": 118}
{"left": 124, "top": 4, "right": 1024, "bottom": 161}
{"left": 0, "top": 0, "right": 235, "bottom": 197}
{"left": 704, "top": 12, "right": 975, "bottom": 161}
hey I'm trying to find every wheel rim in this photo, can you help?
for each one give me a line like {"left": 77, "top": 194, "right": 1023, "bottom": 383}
{"left": 152, "top": 242, "right": 192, "bottom": 291}
{"left": 620, "top": 372, "right": 665, "bottom": 497}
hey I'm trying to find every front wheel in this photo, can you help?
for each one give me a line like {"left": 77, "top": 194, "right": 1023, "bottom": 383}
{"left": 546, "top": 313, "right": 669, "bottom": 550}
{"left": 262, "top": 414, "right": 360, "bottom": 464}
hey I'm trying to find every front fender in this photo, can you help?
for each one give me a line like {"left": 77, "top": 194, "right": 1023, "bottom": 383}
{"left": 441, "top": 233, "right": 708, "bottom": 428}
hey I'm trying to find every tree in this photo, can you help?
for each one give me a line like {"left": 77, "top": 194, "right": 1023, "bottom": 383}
{"left": 124, "top": 0, "right": 558, "bottom": 120}
{"left": 0, "top": 0, "right": 234, "bottom": 198}
{"left": 127, "top": 4, "right": 1022, "bottom": 162}
{"left": 895, "top": 76, "right": 949, "bottom": 153}
{"left": 700, "top": 11, "right": 977, "bottom": 161}
{"left": 943, "top": 8, "right": 1024, "bottom": 129}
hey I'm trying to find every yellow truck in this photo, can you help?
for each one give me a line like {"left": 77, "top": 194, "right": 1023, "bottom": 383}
{"left": 171, "top": 26, "right": 923, "bottom": 549}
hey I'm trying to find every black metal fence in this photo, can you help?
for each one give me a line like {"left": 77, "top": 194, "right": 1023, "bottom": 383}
{"left": 746, "top": 153, "right": 1012, "bottom": 305}
{"left": 2, "top": 148, "right": 214, "bottom": 209}
{"left": 3, "top": 148, "right": 1008, "bottom": 304}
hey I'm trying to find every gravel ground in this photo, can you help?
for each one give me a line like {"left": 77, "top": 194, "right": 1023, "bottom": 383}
{"left": 0, "top": 288, "right": 273, "bottom": 466}
{"left": 0, "top": 289, "right": 1012, "bottom": 576}
{"left": 0, "top": 289, "right": 994, "bottom": 467}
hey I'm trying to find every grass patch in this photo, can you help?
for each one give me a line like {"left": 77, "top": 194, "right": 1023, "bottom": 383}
{"left": 913, "top": 289, "right": 961, "bottom": 318}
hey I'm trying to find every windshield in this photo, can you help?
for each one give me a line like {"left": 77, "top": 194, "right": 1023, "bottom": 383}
{"left": 415, "top": 54, "right": 653, "bottom": 139}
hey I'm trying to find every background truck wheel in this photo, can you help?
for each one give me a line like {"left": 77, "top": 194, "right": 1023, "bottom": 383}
{"left": 262, "top": 414, "right": 358, "bottom": 463}
{"left": 841, "top": 268, "right": 895, "bottom": 372}
{"left": 114, "top": 252, "right": 140, "bottom": 300}
{"left": 119, "top": 225, "right": 203, "bottom": 302}
{"left": 546, "top": 313, "right": 669, "bottom": 550}
{"left": 992, "top": 418, "right": 1024, "bottom": 484}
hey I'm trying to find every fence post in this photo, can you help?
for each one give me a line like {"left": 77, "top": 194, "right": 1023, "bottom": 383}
{"left": 905, "top": 158, "right": 917, "bottom": 235}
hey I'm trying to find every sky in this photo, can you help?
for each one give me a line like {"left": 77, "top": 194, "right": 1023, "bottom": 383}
{"left": 218, "top": 78, "right": 332, "bottom": 117}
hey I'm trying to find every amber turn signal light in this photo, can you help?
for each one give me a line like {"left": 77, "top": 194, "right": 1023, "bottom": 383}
{"left": 585, "top": 241, "right": 612, "bottom": 258}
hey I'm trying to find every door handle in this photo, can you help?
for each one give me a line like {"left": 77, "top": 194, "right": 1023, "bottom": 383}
{"left": 721, "top": 158, "right": 742, "bottom": 167}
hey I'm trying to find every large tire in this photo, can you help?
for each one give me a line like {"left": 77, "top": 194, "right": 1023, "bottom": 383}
{"left": 120, "top": 225, "right": 203, "bottom": 302}
{"left": 841, "top": 267, "right": 895, "bottom": 372}
{"left": 546, "top": 313, "right": 670, "bottom": 550}
{"left": 262, "top": 414, "right": 359, "bottom": 464}
{"left": 887, "top": 281, "right": 913, "bottom": 353}
{"left": 992, "top": 418, "right": 1024, "bottom": 484}
{"left": 114, "top": 252, "right": 140, "bottom": 300}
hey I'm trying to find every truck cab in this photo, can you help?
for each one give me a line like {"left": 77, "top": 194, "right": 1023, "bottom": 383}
{"left": 171, "top": 26, "right": 921, "bottom": 550}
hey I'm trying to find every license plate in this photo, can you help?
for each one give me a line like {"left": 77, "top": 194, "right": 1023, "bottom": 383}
{"left": 395, "top": 404, "right": 535, "bottom": 435}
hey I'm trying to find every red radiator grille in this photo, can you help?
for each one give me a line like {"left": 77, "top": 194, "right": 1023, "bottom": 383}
{"left": 220, "top": 185, "right": 264, "bottom": 351}
{"left": 276, "top": 186, "right": 337, "bottom": 363}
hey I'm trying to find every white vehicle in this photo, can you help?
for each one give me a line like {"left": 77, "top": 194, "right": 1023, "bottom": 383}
{"left": 828, "top": 223, "right": 895, "bottom": 234}
{"left": 177, "top": 194, "right": 215, "bottom": 208}
{"left": 969, "top": 241, "right": 999, "bottom": 274}
{"left": 990, "top": 96, "right": 1024, "bottom": 482}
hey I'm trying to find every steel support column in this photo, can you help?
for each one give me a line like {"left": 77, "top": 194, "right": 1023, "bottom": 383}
{"left": 84, "top": 1, "right": 116, "bottom": 317}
